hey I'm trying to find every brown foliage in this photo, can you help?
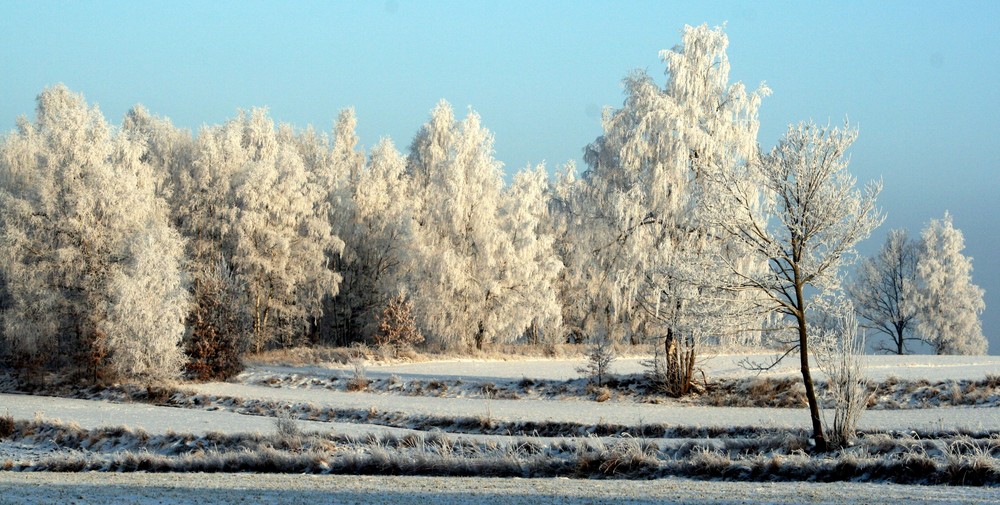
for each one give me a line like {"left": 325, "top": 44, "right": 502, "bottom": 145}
{"left": 185, "top": 264, "right": 248, "bottom": 381}
{"left": 373, "top": 294, "right": 424, "bottom": 351}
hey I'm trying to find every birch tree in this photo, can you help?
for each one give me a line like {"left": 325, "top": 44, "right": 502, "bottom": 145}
{"left": 576, "top": 24, "right": 769, "bottom": 394}
{"left": 225, "top": 110, "right": 343, "bottom": 350}
{"left": 309, "top": 109, "right": 373, "bottom": 345}
{"left": 406, "top": 102, "right": 561, "bottom": 349}
{"left": 344, "top": 137, "right": 415, "bottom": 342}
{"left": 704, "top": 121, "right": 883, "bottom": 451}
{"left": 848, "top": 229, "right": 920, "bottom": 354}
{"left": 909, "top": 212, "right": 987, "bottom": 355}
{"left": 499, "top": 164, "right": 563, "bottom": 344}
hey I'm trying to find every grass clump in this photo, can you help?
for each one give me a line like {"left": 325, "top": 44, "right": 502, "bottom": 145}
{"left": 0, "top": 412, "right": 14, "bottom": 438}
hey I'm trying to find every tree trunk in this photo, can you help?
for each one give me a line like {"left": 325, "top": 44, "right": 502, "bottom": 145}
{"left": 894, "top": 322, "right": 905, "bottom": 355}
{"left": 796, "top": 283, "right": 828, "bottom": 452}
{"left": 475, "top": 321, "right": 485, "bottom": 351}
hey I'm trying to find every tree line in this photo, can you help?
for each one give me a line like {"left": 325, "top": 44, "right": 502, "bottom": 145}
{"left": 0, "top": 25, "right": 986, "bottom": 426}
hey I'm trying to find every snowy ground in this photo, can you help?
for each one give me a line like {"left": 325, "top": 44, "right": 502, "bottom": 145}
{"left": 1, "top": 354, "right": 998, "bottom": 501}
{"left": 184, "top": 382, "right": 1000, "bottom": 433}
{"left": 282, "top": 353, "right": 1000, "bottom": 383}
{"left": 1, "top": 472, "right": 998, "bottom": 505}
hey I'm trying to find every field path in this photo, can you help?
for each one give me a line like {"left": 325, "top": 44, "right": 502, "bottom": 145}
{"left": 1, "top": 472, "right": 997, "bottom": 505}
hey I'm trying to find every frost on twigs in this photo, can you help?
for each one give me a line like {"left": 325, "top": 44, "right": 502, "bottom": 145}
{"left": 703, "top": 120, "right": 884, "bottom": 452}
{"left": 811, "top": 297, "right": 869, "bottom": 449}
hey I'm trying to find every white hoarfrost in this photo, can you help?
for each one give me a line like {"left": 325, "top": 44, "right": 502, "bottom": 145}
{"left": 0, "top": 85, "right": 188, "bottom": 382}
{"left": 405, "top": 102, "right": 561, "bottom": 349}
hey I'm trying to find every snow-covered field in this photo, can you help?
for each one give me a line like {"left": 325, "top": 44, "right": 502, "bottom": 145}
{"left": 1, "top": 353, "right": 998, "bottom": 502}
{"left": 253, "top": 353, "right": 1000, "bottom": 383}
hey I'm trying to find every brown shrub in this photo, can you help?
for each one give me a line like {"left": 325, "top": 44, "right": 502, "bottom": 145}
{"left": 185, "top": 263, "right": 249, "bottom": 381}
{"left": 372, "top": 295, "right": 424, "bottom": 352}
{"left": 0, "top": 414, "right": 14, "bottom": 438}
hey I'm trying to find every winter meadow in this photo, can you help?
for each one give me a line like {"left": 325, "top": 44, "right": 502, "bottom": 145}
{"left": 0, "top": 14, "right": 998, "bottom": 505}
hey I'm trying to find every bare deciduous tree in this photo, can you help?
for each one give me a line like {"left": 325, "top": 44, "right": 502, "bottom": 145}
{"left": 848, "top": 229, "right": 919, "bottom": 354}
{"left": 704, "top": 121, "right": 883, "bottom": 452}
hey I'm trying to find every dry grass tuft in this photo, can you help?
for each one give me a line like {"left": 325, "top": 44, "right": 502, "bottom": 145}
{"left": 0, "top": 413, "right": 14, "bottom": 438}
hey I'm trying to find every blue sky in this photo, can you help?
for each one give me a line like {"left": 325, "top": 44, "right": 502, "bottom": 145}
{"left": 2, "top": 1, "right": 998, "bottom": 353}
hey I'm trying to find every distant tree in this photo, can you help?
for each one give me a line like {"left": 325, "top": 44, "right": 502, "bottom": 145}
{"left": 848, "top": 229, "right": 920, "bottom": 354}
{"left": 576, "top": 334, "right": 616, "bottom": 387}
{"left": 0, "top": 85, "right": 188, "bottom": 383}
{"left": 909, "top": 212, "right": 987, "bottom": 355}
{"left": 704, "top": 121, "right": 883, "bottom": 452}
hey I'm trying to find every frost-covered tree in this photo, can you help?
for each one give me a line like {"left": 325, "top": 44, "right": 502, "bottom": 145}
{"left": 308, "top": 109, "right": 391, "bottom": 345}
{"left": 704, "top": 121, "right": 883, "bottom": 452}
{"left": 909, "top": 213, "right": 987, "bottom": 355}
{"left": 499, "top": 164, "right": 564, "bottom": 343}
{"left": 336, "top": 138, "right": 416, "bottom": 343}
{"left": 225, "top": 110, "right": 344, "bottom": 350}
{"left": 103, "top": 224, "right": 189, "bottom": 384}
{"left": 174, "top": 109, "right": 343, "bottom": 352}
{"left": 405, "top": 102, "right": 561, "bottom": 349}
{"left": 848, "top": 229, "right": 920, "bottom": 354}
{"left": 574, "top": 24, "right": 769, "bottom": 394}
{"left": 121, "top": 104, "right": 194, "bottom": 203}
{"left": 0, "top": 85, "right": 188, "bottom": 382}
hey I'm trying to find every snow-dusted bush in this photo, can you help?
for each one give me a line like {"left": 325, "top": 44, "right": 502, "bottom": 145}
{"left": 812, "top": 298, "right": 869, "bottom": 449}
{"left": 185, "top": 260, "right": 250, "bottom": 381}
